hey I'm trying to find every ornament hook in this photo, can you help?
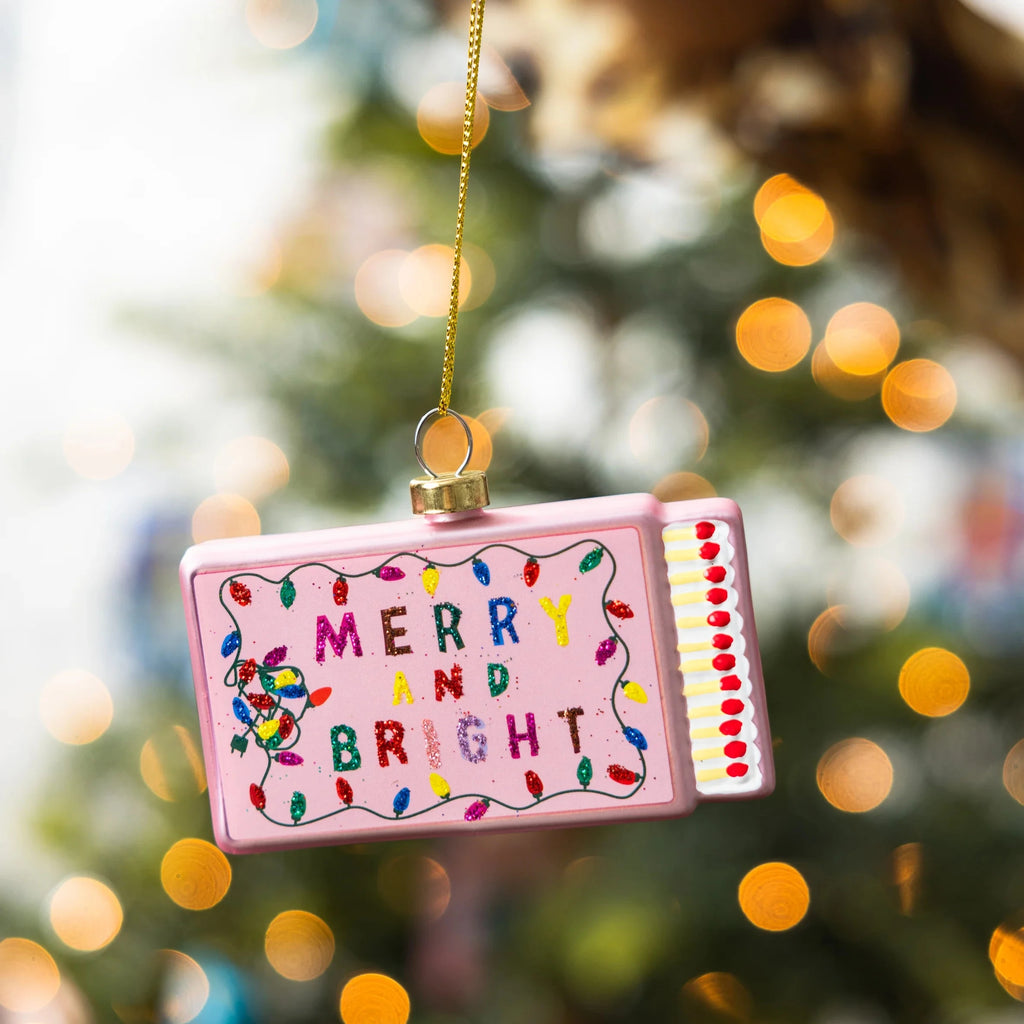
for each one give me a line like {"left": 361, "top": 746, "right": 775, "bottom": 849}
{"left": 414, "top": 407, "right": 474, "bottom": 479}
{"left": 410, "top": 407, "right": 489, "bottom": 516}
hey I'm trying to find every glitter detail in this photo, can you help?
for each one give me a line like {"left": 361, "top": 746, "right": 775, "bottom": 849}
{"left": 695, "top": 521, "right": 716, "bottom": 539}
{"left": 707, "top": 611, "right": 731, "bottom": 627}
{"left": 595, "top": 636, "right": 618, "bottom": 666}
{"left": 393, "top": 787, "right": 411, "bottom": 817}
{"left": 232, "top": 697, "right": 251, "bottom": 724}
{"left": 309, "top": 687, "right": 332, "bottom": 706}
{"left": 336, "top": 777, "right": 354, "bottom": 804}
{"left": 378, "top": 566, "right": 405, "bottom": 581}
{"left": 257, "top": 720, "right": 280, "bottom": 740}
{"left": 250, "top": 783, "right": 266, "bottom": 809}
{"left": 290, "top": 791, "right": 306, "bottom": 822}
{"left": 277, "top": 751, "right": 303, "bottom": 766}
{"left": 264, "top": 646, "right": 288, "bottom": 667}
{"left": 381, "top": 606, "right": 412, "bottom": 656}
{"left": 622, "top": 681, "right": 648, "bottom": 704}
{"left": 506, "top": 713, "right": 539, "bottom": 759}
{"left": 229, "top": 581, "right": 251, "bottom": 606}
{"left": 331, "top": 724, "right": 361, "bottom": 771}
{"left": 557, "top": 707, "right": 585, "bottom": 753}
{"left": 577, "top": 756, "right": 593, "bottom": 788}
{"left": 280, "top": 579, "right": 296, "bottom": 608}
{"left": 273, "top": 669, "right": 298, "bottom": 690}
{"left": 239, "top": 658, "right": 257, "bottom": 683}
{"left": 706, "top": 588, "right": 728, "bottom": 605}
{"left": 623, "top": 726, "right": 648, "bottom": 751}
{"left": 315, "top": 613, "right": 363, "bottom": 663}
{"left": 605, "top": 601, "right": 633, "bottom": 620}
{"left": 246, "top": 692, "right": 275, "bottom": 710}
{"left": 464, "top": 798, "right": 489, "bottom": 822}
{"left": 608, "top": 764, "right": 638, "bottom": 785}
{"left": 422, "top": 565, "right": 440, "bottom": 596}
{"left": 221, "top": 632, "right": 240, "bottom": 657}
{"left": 579, "top": 546, "right": 604, "bottom": 573}
{"left": 525, "top": 770, "right": 543, "bottom": 799}
{"left": 392, "top": 671, "right": 415, "bottom": 706}
{"left": 277, "top": 712, "right": 295, "bottom": 740}
{"left": 705, "top": 566, "right": 727, "bottom": 583}
{"left": 524, "top": 558, "right": 540, "bottom": 587}
{"left": 487, "top": 663, "right": 509, "bottom": 697}
{"left": 278, "top": 684, "right": 306, "bottom": 699}
{"left": 423, "top": 719, "right": 443, "bottom": 768}
{"left": 333, "top": 577, "right": 349, "bottom": 605}
{"left": 434, "top": 664, "right": 464, "bottom": 701}
{"left": 259, "top": 670, "right": 276, "bottom": 694}
{"left": 434, "top": 602, "right": 466, "bottom": 653}
{"left": 375, "top": 720, "right": 409, "bottom": 768}
{"left": 429, "top": 772, "right": 451, "bottom": 799}
{"left": 472, "top": 558, "right": 490, "bottom": 586}
{"left": 699, "top": 542, "right": 720, "bottom": 560}
{"left": 457, "top": 713, "right": 488, "bottom": 763}
{"left": 488, "top": 597, "right": 519, "bottom": 645}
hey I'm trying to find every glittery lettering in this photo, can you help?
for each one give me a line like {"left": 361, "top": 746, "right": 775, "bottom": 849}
{"left": 393, "top": 671, "right": 415, "bottom": 705}
{"left": 457, "top": 713, "right": 487, "bottom": 763}
{"left": 595, "top": 636, "right": 617, "bottom": 665}
{"left": 608, "top": 764, "right": 638, "bottom": 785}
{"left": 393, "top": 787, "right": 411, "bottom": 816}
{"left": 623, "top": 726, "right": 647, "bottom": 751}
{"left": 229, "top": 581, "right": 251, "bottom": 606}
{"left": 579, "top": 546, "right": 604, "bottom": 573}
{"left": 381, "top": 606, "right": 412, "bottom": 656}
{"left": 605, "top": 601, "right": 633, "bottom": 620}
{"left": 422, "top": 718, "right": 443, "bottom": 768}
{"left": 290, "top": 791, "right": 306, "bottom": 822}
{"left": 336, "top": 777, "right": 354, "bottom": 804}
{"left": 557, "top": 707, "right": 585, "bottom": 753}
{"left": 250, "top": 783, "right": 266, "bottom": 810}
{"left": 378, "top": 565, "right": 405, "bottom": 581}
{"left": 487, "top": 663, "right": 509, "bottom": 697}
{"left": 506, "top": 713, "right": 539, "bottom": 759}
{"left": 434, "top": 602, "right": 465, "bottom": 653}
{"left": 525, "top": 770, "right": 543, "bottom": 799}
{"left": 464, "top": 798, "right": 489, "bottom": 821}
{"left": 333, "top": 577, "right": 349, "bottom": 605}
{"left": 331, "top": 723, "right": 361, "bottom": 772}
{"left": 539, "top": 594, "right": 572, "bottom": 646}
{"left": 277, "top": 751, "right": 303, "bottom": 766}
{"left": 264, "top": 645, "right": 287, "bottom": 667}
{"left": 488, "top": 597, "right": 519, "bottom": 646}
{"left": 434, "top": 664, "right": 464, "bottom": 701}
{"left": 221, "top": 632, "right": 240, "bottom": 657}
{"left": 280, "top": 579, "right": 296, "bottom": 608}
{"left": 472, "top": 558, "right": 491, "bottom": 585}
{"left": 239, "top": 658, "right": 257, "bottom": 683}
{"left": 315, "top": 613, "right": 364, "bottom": 663}
{"left": 375, "top": 720, "right": 409, "bottom": 767}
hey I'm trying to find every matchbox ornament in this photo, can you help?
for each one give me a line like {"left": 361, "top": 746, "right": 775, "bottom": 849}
{"left": 181, "top": 428, "right": 773, "bottom": 852}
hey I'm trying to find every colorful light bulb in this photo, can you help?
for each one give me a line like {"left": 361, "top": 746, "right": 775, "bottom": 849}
{"left": 472, "top": 558, "right": 490, "bottom": 586}
{"left": 523, "top": 558, "right": 540, "bottom": 587}
{"left": 525, "top": 770, "right": 544, "bottom": 800}
{"left": 393, "top": 787, "right": 411, "bottom": 817}
{"left": 232, "top": 697, "right": 251, "bottom": 725}
{"left": 422, "top": 565, "right": 440, "bottom": 597}
{"left": 464, "top": 798, "right": 490, "bottom": 821}
{"left": 623, "top": 726, "right": 648, "bottom": 750}
{"left": 608, "top": 764, "right": 638, "bottom": 785}
{"left": 264, "top": 645, "right": 287, "bottom": 667}
{"left": 622, "top": 681, "right": 648, "bottom": 704}
{"left": 336, "top": 777, "right": 354, "bottom": 805}
{"left": 290, "top": 791, "right": 306, "bottom": 822}
{"left": 249, "top": 783, "right": 266, "bottom": 810}
{"left": 333, "top": 576, "right": 349, "bottom": 605}
{"left": 378, "top": 565, "right": 405, "bottom": 581}
{"left": 229, "top": 580, "right": 251, "bottom": 606}
{"left": 579, "top": 546, "right": 604, "bottom": 573}
{"left": 280, "top": 579, "right": 296, "bottom": 608}
{"left": 577, "top": 756, "right": 593, "bottom": 789}
{"left": 605, "top": 600, "right": 633, "bottom": 620}
{"left": 221, "top": 631, "right": 240, "bottom": 657}
{"left": 595, "top": 636, "right": 618, "bottom": 666}
{"left": 429, "top": 772, "right": 451, "bottom": 799}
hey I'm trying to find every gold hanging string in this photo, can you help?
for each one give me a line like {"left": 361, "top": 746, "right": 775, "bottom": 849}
{"left": 438, "top": 0, "right": 487, "bottom": 417}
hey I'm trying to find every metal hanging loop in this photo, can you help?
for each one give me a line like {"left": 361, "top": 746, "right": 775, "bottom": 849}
{"left": 410, "top": 408, "right": 490, "bottom": 516}
{"left": 414, "top": 407, "right": 474, "bottom": 479}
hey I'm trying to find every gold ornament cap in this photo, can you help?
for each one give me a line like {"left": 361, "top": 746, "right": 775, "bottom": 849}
{"left": 410, "top": 408, "right": 490, "bottom": 516}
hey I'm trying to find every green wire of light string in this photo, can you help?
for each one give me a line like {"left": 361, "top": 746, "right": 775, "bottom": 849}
{"left": 438, "top": 0, "right": 486, "bottom": 418}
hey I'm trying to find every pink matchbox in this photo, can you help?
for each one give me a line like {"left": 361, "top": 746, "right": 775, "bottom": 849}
{"left": 180, "top": 494, "right": 773, "bottom": 853}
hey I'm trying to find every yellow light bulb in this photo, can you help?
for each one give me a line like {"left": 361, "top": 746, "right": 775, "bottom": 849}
{"left": 622, "top": 681, "right": 648, "bottom": 704}
{"left": 429, "top": 773, "right": 451, "bottom": 799}
{"left": 422, "top": 565, "right": 440, "bottom": 597}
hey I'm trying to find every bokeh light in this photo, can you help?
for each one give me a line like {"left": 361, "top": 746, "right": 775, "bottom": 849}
{"left": 735, "top": 297, "right": 812, "bottom": 372}
{"left": 807, "top": 605, "right": 853, "bottom": 674}
{"left": 213, "top": 436, "right": 290, "bottom": 503}
{"left": 898, "top": 647, "right": 969, "bottom": 717}
{"left": 824, "top": 303, "right": 900, "bottom": 377}
{"left": 39, "top": 668, "right": 113, "bottom": 745}
{"left": 816, "top": 738, "right": 893, "bottom": 812}
{"left": 417, "top": 82, "right": 489, "bottom": 155}
{"left": 160, "top": 839, "right": 232, "bottom": 910}
{"left": 882, "top": 359, "right": 957, "bottom": 431}
{"left": 49, "top": 876, "right": 123, "bottom": 952}
{"left": 377, "top": 855, "right": 452, "bottom": 922}
{"left": 827, "top": 554, "right": 909, "bottom": 631}
{"left": 0, "top": 938, "right": 60, "bottom": 1013}
{"left": 681, "top": 971, "right": 753, "bottom": 1020}
{"left": 830, "top": 475, "right": 904, "bottom": 546}
{"left": 354, "top": 249, "right": 418, "bottom": 328}
{"left": 892, "top": 842, "right": 923, "bottom": 915}
{"left": 991, "top": 921, "right": 1024, "bottom": 990}
{"left": 628, "top": 397, "right": 709, "bottom": 466}
{"left": 191, "top": 493, "right": 261, "bottom": 544}
{"left": 812, "top": 338, "right": 886, "bottom": 400}
{"left": 398, "top": 244, "right": 471, "bottom": 317}
{"left": 62, "top": 410, "right": 135, "bottom": 480}
{"left": 737, "top": 862, "right": 810, "bottom": 931}
{"left": 245, "top": 0, "right": 318, "bottom": 50}
{"left": 265, "top": 910, "right": 335, "bottom": 981}
{"left": 754, "top": 174, "right": 834, "bottom": 266}
{"left": 651, "top": 471, "right": 717, "bottom": 502}
{"left": 1003, "top": 740, "right": 1024, "bottom": 804}
{"left": 460, "top": 243, "right": 496, "bottom": 310}
{"left": 140, "top": 725, "right": 207, "bottom": 802}
{"left": 421, "top": 414, "right": 492, "bottom": 474}
{"left": 340, "top": 972, "right": 411, "bottom": 1024}
{"left": 478, "top": 48, "right": 531, "bottom": 111}
{"left": 159, "top": 950, "right": 210, "bottom": 1024}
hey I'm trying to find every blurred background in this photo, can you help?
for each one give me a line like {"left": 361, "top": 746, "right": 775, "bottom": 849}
{"left": 2, "top": 0, "right": 1024, "bottom": 1020}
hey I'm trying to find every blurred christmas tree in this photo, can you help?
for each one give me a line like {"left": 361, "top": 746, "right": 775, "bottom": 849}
{"left": 7, "top": 2, "right": 1024, "bottom": 1022}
